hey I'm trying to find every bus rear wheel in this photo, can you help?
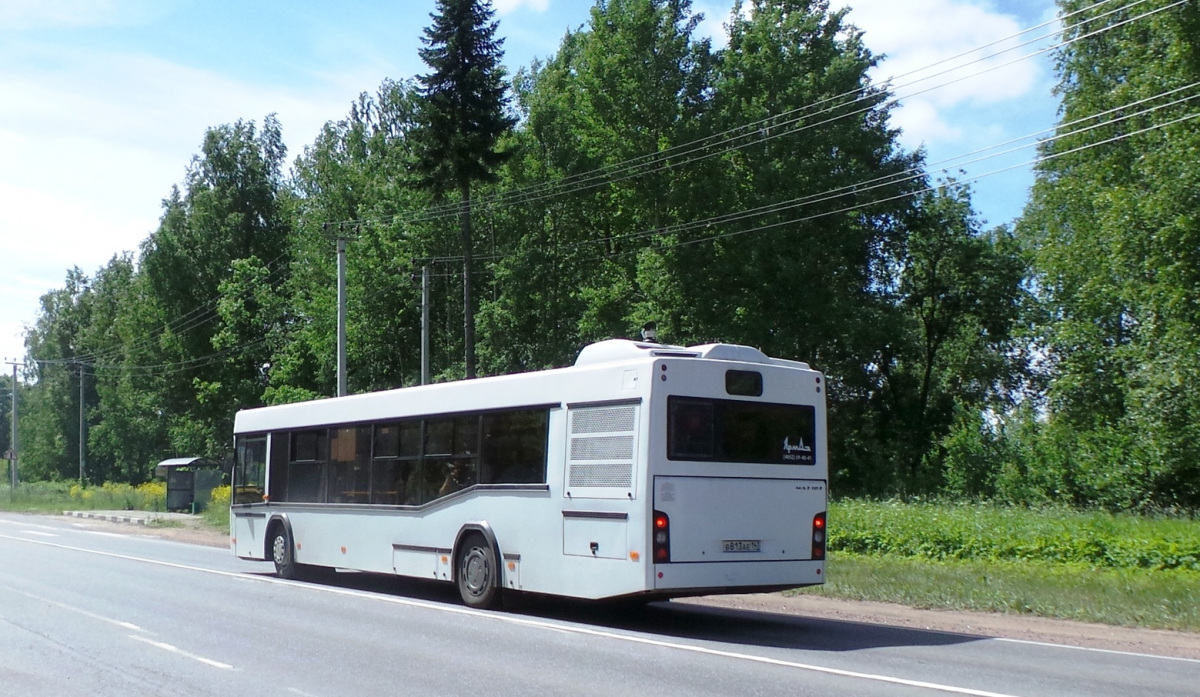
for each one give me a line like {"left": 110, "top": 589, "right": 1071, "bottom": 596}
{"left": 456, "top": 535, "right": 501, "bottom": 610}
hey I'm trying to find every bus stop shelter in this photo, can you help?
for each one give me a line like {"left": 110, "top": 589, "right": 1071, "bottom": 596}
{"left": 155, "top": 457, "right": 223, "bottom": 513}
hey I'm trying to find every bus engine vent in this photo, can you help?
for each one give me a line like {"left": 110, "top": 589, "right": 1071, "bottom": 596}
{"left": 571, "top": 406, "right": 636, "bottom": 435}
{"left": 567, "top": 404, "right": 638, "bottom": 499}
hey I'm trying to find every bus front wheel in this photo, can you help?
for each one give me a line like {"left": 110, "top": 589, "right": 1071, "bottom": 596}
{"left": 271, "top": 524, "right": 303, "bottom": 580}
{"left": 456, "top": 535, "right": 501, "bottom": 610}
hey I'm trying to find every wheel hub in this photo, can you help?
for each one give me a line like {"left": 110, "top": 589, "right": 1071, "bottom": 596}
{"left": 273, "top": 534, "right": 287, "bottom": 566}
{"left": 463, "top": 548, "right": 490, "bottom": 596}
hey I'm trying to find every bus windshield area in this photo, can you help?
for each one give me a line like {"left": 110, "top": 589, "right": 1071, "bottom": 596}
{"left": 667, "top": 396, "right": 815, "bottom": 465}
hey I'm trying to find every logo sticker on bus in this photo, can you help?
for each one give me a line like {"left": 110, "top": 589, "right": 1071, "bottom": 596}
{"left": 782, "top": 437, "right": 812, "bottom": 462}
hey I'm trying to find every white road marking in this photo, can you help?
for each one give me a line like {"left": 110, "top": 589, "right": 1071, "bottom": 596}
{"left": 20, "top": 530, "right": 58, "bottom": 537}
{"left": 0, "top": 519, "right": 57, "bottom": 531}
{"left": 129, "top": 635, "right": 233, "bottom": 670}
{"left": 2, "top": 585, "right": 147, "bottom": 632}
{"left": 995, "top": 637, "right": 1200, "bottom": 664}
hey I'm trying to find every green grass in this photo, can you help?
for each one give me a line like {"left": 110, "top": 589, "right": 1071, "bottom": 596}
{"left": 830, "top": 500, "right": 1200, "bottom": 570}
{"left": 201, "top": 499, "right": 230, "bottom": 530}
{"left": 814, "top": 500, "right": 1200, "bottom": 631}
{"left": 795, "top": 552, "right": 1200, "bottom": 632}
{"left": 0, "top": 481, "right": 77, "bottom": 513}
{"left": 0, "top": 480, "right": 167, "bottom": 514}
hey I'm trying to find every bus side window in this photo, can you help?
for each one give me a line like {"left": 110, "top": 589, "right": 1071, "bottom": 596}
{"left": 330, "top": 426, "right": 370, "bottom": 504}
{"left": 481, "top": 410, "right": 548, "bottom": 484}
{"left": 267, "top": 431, "right": 288, "bottom": 502}
{"left": 234, "top": 436, "right": 267, "bottom": 505}
{"left": 288, "top": 429, "right": 328, "bottom": 503}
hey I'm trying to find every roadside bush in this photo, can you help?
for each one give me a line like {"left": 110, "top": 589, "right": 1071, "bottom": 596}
{"left": 65, "top": 481, "right": 166, "bottom": 511}
{"left": 202, "top": 485, "right": 231, "bottom": 529}
{"left": 0, "top": 481, "right": 75, "bottom": 512}
{"left": 830, "top": 499, "right": 1200, "bottom": 571}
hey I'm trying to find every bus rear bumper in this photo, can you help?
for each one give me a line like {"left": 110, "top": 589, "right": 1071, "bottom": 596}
{"left": 652, "top": 559, "right": 824, "bottom": 593}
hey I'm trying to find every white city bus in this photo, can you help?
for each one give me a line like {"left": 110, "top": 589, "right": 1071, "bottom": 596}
{"left": 231, "top": 338, "right": 827, "bottom": 608}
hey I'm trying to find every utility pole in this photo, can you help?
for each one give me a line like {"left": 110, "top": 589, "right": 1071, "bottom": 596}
{"left": 337, "top": 235, "right": 347, "bottom": 397}
{"left": 324, "top": 222, "right": 350, "bottom": 398}
{"left": 421, "top": 264, "right": 430, "bottom": 386}
{"left": 6, "top": 360, "right": 22, "bottom": 490}
{"left": 77, "top": 361, "right": 87, "bottom": 485}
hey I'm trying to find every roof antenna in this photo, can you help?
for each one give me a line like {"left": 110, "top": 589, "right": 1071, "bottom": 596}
{"left": 641, "top": 321, "right": 658, "bottom": 344}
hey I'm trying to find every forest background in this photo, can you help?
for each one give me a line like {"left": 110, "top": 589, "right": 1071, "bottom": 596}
{"left": 3, "top": 0, "right": 1198, "bottom": 515}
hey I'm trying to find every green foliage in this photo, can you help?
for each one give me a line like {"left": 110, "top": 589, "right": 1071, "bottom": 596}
{"left": 1019, "top": 0, "right": 1200, "bottom": 510}
{"left": 0, "top": 480, "right": 166, "bottom": 512}
{"left": 11, "top": 0, "right": 1193, "bottom": 515}
{"left": 203, "top": 484, "right": 231, "bottom": 528}
{"left": 0, "top": 481, "right": 77, "bottom": 512}
{"left": 830, "top": 500, "right": 1200, "bottom": 571}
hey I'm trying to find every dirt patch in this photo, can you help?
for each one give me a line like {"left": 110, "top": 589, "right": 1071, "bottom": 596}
{"left": 76, "top": 515, "right": 1200, "bottom": 660}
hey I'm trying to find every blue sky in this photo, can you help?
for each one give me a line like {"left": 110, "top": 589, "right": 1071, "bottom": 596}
{"left": 0, "top": 0, "right": 1061, "bottom": 364}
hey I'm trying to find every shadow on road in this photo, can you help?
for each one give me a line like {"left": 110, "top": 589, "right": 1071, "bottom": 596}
{"left": 276, "top": 569, "right": 985, "bottom": 654}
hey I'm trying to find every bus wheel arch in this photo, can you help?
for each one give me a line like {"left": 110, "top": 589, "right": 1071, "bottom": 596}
{"left": 453, "top": 523, "right": 502, "bottom": 609}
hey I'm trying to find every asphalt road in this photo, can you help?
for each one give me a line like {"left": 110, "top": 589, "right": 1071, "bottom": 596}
{"left": 1, "top": 512, "right": 1197, "bottom": 697}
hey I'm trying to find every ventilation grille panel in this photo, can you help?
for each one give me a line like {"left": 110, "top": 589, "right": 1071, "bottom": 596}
{"left": 567, "top": 404, "right": 638, "bottom": 498}
{"left": 568, "top": 462, "right": 634, "bottom": 488}
{"left": 572, "top": 406, "right": 636, "bottom": 434}
{"left": 571, "top": 435, "right": 634, "bottom": 461}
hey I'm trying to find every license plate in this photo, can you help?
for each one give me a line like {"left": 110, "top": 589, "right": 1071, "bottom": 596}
{"left": 722, "top": 539, "right": 761, "bottom": 553}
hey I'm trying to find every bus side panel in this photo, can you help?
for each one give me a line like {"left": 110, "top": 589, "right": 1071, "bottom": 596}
{"left": 232, "top": 511, "right": 265, "bottom": 559}
{"left": 392, "top": 547, "right": 447, "bottom": 581}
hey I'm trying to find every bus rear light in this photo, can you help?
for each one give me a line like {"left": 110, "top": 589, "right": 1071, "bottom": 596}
{"left": 812, "top": 512, "right": 826, "bottom": 560}
{"left": 652, "top": 510, "right": 671, "bottom": 563}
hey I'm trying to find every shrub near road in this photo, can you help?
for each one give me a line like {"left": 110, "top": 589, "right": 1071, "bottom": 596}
{"left": 811, "top": 500, "right": 1200, "bottom": 631}
{"left": 829, "top": 500, "right": 1200, "bottom": 570}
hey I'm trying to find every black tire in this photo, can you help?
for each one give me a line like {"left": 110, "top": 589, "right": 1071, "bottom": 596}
{"left": 456, "top": 534, "right": 501, "bottom": 610}
{"left": 270, "top": 524, "right": 303, "bottom": 580}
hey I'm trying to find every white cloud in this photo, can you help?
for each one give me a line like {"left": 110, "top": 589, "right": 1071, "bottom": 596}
{"left": 836, "top": 0, "right": 1040, "bottom": 107}
{"left": 693, "top": 0, "right": 733, "bottom": 50}
{"left": 0, "top": 179, "right": 157, "bottom": 360}
{"left": 888, "top": 98, "right": 963, "bottom": 148}
{"left": 0, "top": 45, "right": 388, "bottom": 363}
{"left": 828, "top": 0, "right": 1051, "bottom": 154}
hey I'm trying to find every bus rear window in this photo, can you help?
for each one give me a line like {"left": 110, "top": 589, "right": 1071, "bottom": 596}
{"left": 725, "top": 370, "right": 763, "bottom": 397}
{"left": 668, "top": 396, "right": 815, "bottom": 465}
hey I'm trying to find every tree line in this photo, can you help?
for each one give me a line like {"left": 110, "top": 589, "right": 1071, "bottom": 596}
{"left": 14, "top": 0, "right": 1200, "bottom": 512}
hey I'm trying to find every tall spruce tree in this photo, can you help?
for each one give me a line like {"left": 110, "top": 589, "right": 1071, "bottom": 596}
{"left": 414, "top": 0, "right": 515, "bottom": 379}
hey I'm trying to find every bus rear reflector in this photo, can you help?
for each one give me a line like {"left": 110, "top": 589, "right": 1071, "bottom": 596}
{"left": 812, "top": 512, "right": 826, "bottom": 560}
{"left": 652, "top": 511, "right": 671, "bottom": 563}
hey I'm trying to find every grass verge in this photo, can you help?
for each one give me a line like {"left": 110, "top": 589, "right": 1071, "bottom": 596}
{"left": 794, "top": 552, "right": 1200, "bottom": 632}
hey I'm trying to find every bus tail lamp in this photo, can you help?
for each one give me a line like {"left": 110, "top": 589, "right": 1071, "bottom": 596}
{"left": 812, "top": 512, "right": 826, "bottom": 560}
{"left": 652, "top": 510, "right": 671, "bottom": 563}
